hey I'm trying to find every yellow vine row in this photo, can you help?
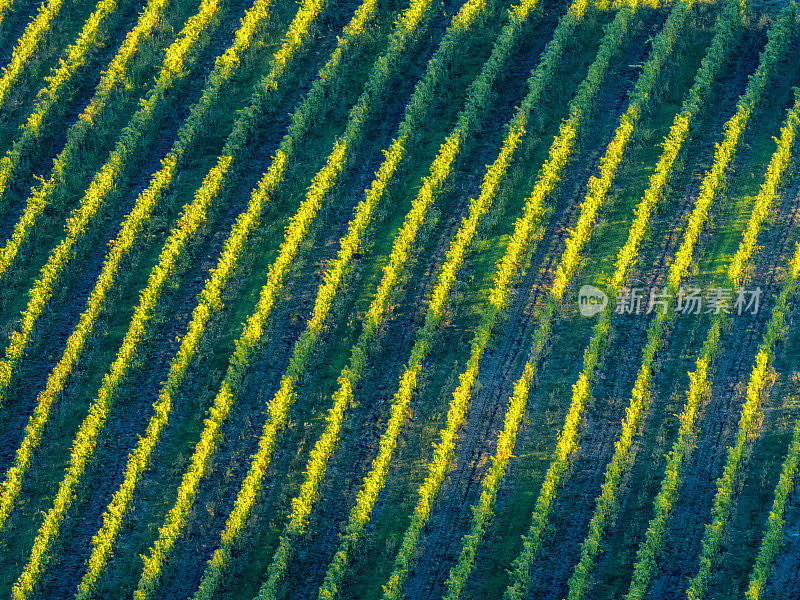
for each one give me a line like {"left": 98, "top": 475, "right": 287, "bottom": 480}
{"left": 0, "top": 0, "right": 18, "bottom": 30}
{"left": 461, "top": 0, "right": 745, "bottom": 591}
{"left": 626, "top": 86, "right": 798, "bottom": 600}
{"left": 70, "top": 0, "right": 373, "bottom": 597}
{"left": 683, "top": 252, "right": 800, "bottom": 600}
{"left": 3, "top": 0, "right": 306, "bottom": 595}
{"left": 11, "top": 0, "right": 340, "bottom": 595}
{"left": 128, "top": 0, "right": 438, "bottom": 597}
{"left": 0, "top": 0, "right": 310, "bottom": 549}
{"left": 317, "top": 2, "right": 637, "bottom": 600}
{"left": 0, "top": 0, "right": 67, "bottom": 108}
{"left": 683, "top": 110, "right": 800, "bottom": 600}
{"left": 744, "top": 240, "right": 800, "bottom": 600}
{"left": 574, "top": 55, "right": 798, "bottom": 600}
{"left": 439, "top": 1, "right": 705, "bottom": 598}
{"left": 380, "top": 0, "right": 652, "bottom": 597}
{"left": 573, "top": 4, "right": 781, "bottom": 600}
{"left": 226, "top": 0, "right": 582, "bottom": 597}
{"left": 0, "top": 0, "right": 224, "bottom": 406}
{"left": 501, "top": 5, "right": 793, "bottom": 599}
{"left": 186, "top": 1, "right": 489, "bottom": 598}
{"left": 0, "top": 0, "right": 156, "bottom": 217}
{"left": 15, "top": 0, "right": 341, "bottom": 583}
{"left": 0, "top": 0, "right": 168, "bottom": 278}
{"left": 304, "top": 1, "right": 593, "bottom": 599}
{"left": 0, "top": 0, "right": 173, "bottom": 276}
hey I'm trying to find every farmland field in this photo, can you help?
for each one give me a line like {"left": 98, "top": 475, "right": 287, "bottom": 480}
{"left": 1, "top": 0, "right": 800, "bottom": 598}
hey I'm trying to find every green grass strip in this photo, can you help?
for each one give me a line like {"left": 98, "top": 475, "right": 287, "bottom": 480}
{"left": 6, "top": 0, "right": 338, "bottom": 580}
{"left": 201, "top": 0, "right": 579, "bottom": 597}
{"left": 0, "top": 0, "right": 18, "bottom": 30}
{"left": 683, "top": 241, "right": 800, "bottom": 600}
{"left": 496, "top": 4, "right": 786, "bottom": 599}
{"left": 5, "top": 0, "right": 334, "bottom": 590}
{"left": 500, "top": 3, "right": 795, "bottom": 599}
{"left": 128, "top": 0, "right": 440, "bottom": 597}
{"left": 379, "top": 0, "right": 649, "bottom": 596}
{"left": 0, "top": 0, "right": 174, "bottom": 273}
{"left": 503, "top": 7, "right": 793, "bottom": 598}
{"left": 0, "top": 0, "right": 305, "bottom": 546}
{"left": 609, "top": 14, "right": 798, "bottom": 600}
{"left": 0, "top": 0, "right": 134, "bottom": 212}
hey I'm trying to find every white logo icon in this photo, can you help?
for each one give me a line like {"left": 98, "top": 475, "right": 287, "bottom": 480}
{"left": 578, "top": 285, "right": 607, "bottom": 317}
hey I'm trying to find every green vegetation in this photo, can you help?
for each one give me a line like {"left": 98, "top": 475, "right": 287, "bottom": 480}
{"left": 0, "top": 0, "right": 225, "bottom": 404}
{"left": 440, "top": 1, "right": 711, "bottom": 597}
{"left": 1, "top": 0, "right": 799, "bottom": 598}
{"left": 186, "top": 1, "right": 490, "bottom": 598}
{"left": 0, "top": 0, "right": 68, "bottom": 107}
{"left": 128, "top": 0, "right": 442, "bottom": 596}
